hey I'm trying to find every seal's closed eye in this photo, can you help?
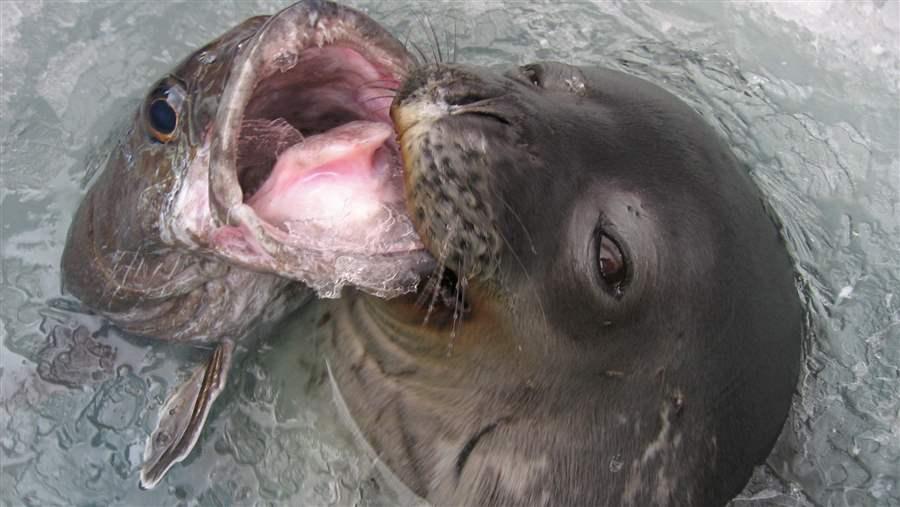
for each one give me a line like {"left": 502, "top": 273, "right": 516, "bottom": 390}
{"left": 519, "top": 64, "right": 543, "bottom": 88}
{"left": 517, "top": 62, "right": 587, "bottom": 95}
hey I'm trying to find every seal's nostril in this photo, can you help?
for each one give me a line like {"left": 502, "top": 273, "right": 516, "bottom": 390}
{"left": 460, "top": 110, "right": 511, "bottom": 126}
{"left": 445, "top": 91, "right": 490, "bottom": 107}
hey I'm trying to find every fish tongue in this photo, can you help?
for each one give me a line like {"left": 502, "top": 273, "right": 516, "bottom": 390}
{"left": 246, "top": 120, "right": 394, "bottom": 230}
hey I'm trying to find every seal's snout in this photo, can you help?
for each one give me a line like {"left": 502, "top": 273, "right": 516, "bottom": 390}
{"left": 391, "top": 65, "right": 530, "bottom": 284}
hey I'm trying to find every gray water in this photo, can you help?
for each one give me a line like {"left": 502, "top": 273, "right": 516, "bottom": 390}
{"left": 1, "top": 1, "right": 898, "bottom": 505}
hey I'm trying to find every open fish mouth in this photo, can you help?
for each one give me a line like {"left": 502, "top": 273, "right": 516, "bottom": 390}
{"left": 163, "top": 1, "right": 433, "bottom": 298}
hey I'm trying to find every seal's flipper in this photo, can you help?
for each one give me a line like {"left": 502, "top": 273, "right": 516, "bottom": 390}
{"left": 139, "top": 341, "right": 233, "bottom": 489}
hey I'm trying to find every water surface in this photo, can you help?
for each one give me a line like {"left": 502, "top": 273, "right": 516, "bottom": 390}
{"left": 1, "top": 1, "right": 898, "bottom": 505}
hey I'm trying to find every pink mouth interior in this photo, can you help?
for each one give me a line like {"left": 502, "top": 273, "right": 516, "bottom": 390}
{"left": 234, "top": 46, "right": 412, "bottom": 251}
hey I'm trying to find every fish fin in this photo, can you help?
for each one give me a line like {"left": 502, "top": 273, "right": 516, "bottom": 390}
{"left": 139, "top": 341, "right": 233, "bottom": 489}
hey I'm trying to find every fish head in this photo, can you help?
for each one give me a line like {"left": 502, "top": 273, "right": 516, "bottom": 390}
{"left": 65, "top": 1, "right": 434, "bottom": 313}
{"left": 169, "top": 1, "right": 434, "bottom": 297}
{"left": 62, "top": 1, "right": 434, "bottom": 341}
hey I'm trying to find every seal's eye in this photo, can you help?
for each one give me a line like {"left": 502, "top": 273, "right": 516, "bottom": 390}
{"left": 596, "top": 232, "right": 627, "bottom": 295}
{"left": 145, "top": 80, "right": 186, "bottom": 144}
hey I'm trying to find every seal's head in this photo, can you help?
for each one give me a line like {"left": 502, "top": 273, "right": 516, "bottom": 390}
{"left": 331, "top": 62, "right": 802, "bottom": 506}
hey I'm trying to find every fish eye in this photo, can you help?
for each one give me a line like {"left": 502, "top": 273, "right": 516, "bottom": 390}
{"left": 595, "top": 230, "right": 628, "bottom": 297}
{"left": 149, "top": 99, "right": 176, "bottom": 135}
{"left": 145, "top": 80, "right": 185, "bottom": 143}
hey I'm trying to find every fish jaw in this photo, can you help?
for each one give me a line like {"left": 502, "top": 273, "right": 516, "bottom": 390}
{"left": 160, "top": 0, "right": 434, "bottom": 298}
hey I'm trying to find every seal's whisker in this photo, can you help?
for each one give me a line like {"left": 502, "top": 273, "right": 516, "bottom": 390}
{"left": 365, "top": 86, "right": 400, "bottom": 94}
{"left": 409, "top": 40, "right": 432, "bottom": 67}
{"left": 424, "top": 15, "right": 443, "bottom": 64}
{"left": 416, "top": 235, "right": 447, "bottom": 312}
{"left": 363, "top": 87, "right": 401, "bottom": 98}
{"left": 448, "top": 218, "right": 466, "bottom": 341}
{"left": 415, "top": 270, "right": 439, "bottom": 309}
{"left": 478, "top": 181, "right": 541, "bottom": 322}
{"left": 362, "top": 94, "right": 400, "bottom": 104}
{"left": 420, "top": 221, "right": 457, "bottom": 326}
{"left": 413, "top": 14, "right": 438, "bottom": 65}
{"left": 450, "top": 258, "right": 468, "bottom": 342}
{"left": 400, "top": 25, "right": 421, "bottom": 66}
{"left": 451, "top": 19, "right": 459, "bottom": 64}
{"left": 492, "top": 190, "right": 538, "bottom": 255}
{"left": 494, "top": 225, "right": 549, "bottom": 346}
{"left": 415, "top": 249, "right": 443, "bottom": 309}
{"left": 421, "top": 264, "right": 444, "bottom": 328}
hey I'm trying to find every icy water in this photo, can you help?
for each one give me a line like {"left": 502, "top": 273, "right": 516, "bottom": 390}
{"left": 1, "top": 1, "right": 898, "bottom": 505}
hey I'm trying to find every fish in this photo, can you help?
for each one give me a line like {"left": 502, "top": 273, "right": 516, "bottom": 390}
{"left": 60, "top": 0, "right": 431, "bottom": 489}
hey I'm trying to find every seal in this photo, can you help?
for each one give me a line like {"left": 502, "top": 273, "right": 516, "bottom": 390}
{"left": 325, "top": 62, "right": 803, "bottom": 505}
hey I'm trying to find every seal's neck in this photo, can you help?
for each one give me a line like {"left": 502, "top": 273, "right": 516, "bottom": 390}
{"left": 358, "top": 287, "right": 530, "bottom": 364}
{"left": 323, "top": 291, "right": 543, "bottom": 502}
